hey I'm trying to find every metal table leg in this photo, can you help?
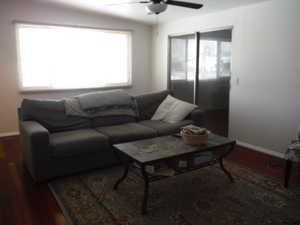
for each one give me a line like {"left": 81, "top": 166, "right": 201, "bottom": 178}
{"left": 219, "top": 143, "right": 235, "bottom": 183}
{"left": 113, "top": 162, "right": 129, "bottom": 190}
{"left": 113, "top": 148, "right": 129, "bottom": 190}
{"left": 141, "top": 165, "right": 149, "bottom": 215}
{"left": 219, "top": 158, "right": 234, "bottom": 183}
{"left": 284, "top": 159, "right": 292, "bottom": 188}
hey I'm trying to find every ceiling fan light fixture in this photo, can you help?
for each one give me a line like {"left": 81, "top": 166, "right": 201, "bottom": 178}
{"left": 145, "top": 2, "right": 167, "bottom": 14}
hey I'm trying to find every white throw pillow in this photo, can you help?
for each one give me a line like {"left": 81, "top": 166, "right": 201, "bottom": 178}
{"left": 151, "top": 95, "right": 197, "bottom": 123}
{"left": 151, "top": 95, "right": 176, "bottom": 121}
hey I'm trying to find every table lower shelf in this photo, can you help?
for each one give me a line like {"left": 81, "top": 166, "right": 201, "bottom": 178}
{"left": 130, "top": 158, "right": 220, "bottom": 183}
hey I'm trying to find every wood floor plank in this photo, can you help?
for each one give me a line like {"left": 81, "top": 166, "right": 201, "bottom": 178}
{"left": 0, "top": 133, "right": 298, "bottom": 225}
{"left": 0, "top": 140, "right": 5, "bottom": 159}
{"left": 0, "top": 162, "right": 24, "bottom": 225}
{"left": 3, "top": 136, "right": 21, "bottom": 164}
{"left": 8, "top": 162, "right": 38, "bottom": 225}
{"left": 0, "top": 135, "right": 69, "bottom": 225}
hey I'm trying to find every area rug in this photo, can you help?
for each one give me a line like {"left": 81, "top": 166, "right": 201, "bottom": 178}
{"left": 49, "top": 162, "right": 300, "bottom": 225}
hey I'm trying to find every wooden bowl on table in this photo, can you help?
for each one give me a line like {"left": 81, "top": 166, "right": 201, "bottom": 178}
{"left": 181, "top": 131, "right": 208, "bottom": 145}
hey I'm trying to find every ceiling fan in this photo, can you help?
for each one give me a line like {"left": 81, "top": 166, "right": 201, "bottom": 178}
{"left": 106, "top": 0, "right": 203, "bottom": 15}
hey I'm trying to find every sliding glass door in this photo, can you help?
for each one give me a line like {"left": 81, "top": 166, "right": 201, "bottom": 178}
{"left": 197, "top": 30, "right": 232, "bottom": 136}
{"left": 197, "top": 30, "right": 232, "bottom": 110}
{"left": 168, "top": 29, "right": 232, "bottom": 136}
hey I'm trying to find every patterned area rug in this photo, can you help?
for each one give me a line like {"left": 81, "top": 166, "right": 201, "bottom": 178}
{"left": 49, "top": 162, "right": 300, "bottom": 225}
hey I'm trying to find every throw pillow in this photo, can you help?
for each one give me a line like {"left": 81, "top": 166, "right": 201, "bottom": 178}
{"left": 151, "top": 95, "right": 197, "bottom": 123}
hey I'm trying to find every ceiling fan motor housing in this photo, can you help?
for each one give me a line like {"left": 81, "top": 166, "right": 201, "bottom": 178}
{"left": 146, "top": 2, "right": 168, "bottom": 14}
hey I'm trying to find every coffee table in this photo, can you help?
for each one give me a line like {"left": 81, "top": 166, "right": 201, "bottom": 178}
{"left": 113, "top": 134, "right": 236, "bottom": 214}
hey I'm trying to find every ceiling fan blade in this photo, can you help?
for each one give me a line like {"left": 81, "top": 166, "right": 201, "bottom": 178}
{"left": 105, "top": 1, "right": 150, "bottom": 6}
{"left": 166, "top": 0, "right": 203, "bottom": 9}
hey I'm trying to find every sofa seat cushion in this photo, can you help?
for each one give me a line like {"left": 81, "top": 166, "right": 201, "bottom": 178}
{"left": 139, "top": 120, "right": 193, "bottom": 136}
{"left": 95, "top": 123, "right": 157, "bottom": 144}
{"left": 50, "top": 129, "right": 109, "bottom": 158}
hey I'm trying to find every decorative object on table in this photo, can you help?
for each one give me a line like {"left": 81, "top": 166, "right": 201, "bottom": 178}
{"left": 166, "top": 156, "right": 190, "bottom": 172}
{"left": 193, "top": 152, "right": 214, "bottom": 166}
{"left": 171, "top": 132, "right": 182, "bottom": 137}
{"left": 284, "top": 139, "right": 300, "bottom": 188}
{"left": 134, "top": 161, "right": 176, "bottom": 177}
{"left": 181, "top": 125, "right": 208, "bottom": 145}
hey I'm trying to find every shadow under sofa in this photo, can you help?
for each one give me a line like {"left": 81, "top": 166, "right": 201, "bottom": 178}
{"left": 18, "top": 90, "right": 204, "bottom": 182}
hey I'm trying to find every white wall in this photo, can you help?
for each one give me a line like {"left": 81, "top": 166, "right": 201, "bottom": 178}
{"left": 152, "top": 0, "right": 300, "bottom": 154}
{"left": 0, "top": 0, "right": 152, "bottom": 135}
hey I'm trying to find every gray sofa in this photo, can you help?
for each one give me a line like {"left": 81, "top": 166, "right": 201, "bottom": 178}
{"left": 18, "top": 90, "right": 204, "bottom": 182}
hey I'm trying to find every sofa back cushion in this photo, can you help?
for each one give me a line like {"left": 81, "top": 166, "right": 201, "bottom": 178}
{"left": 135, "top": 90, "right": 171, "bottom": 121}
{"left": 21, "top": 99, "right": 90, "bottom": 133}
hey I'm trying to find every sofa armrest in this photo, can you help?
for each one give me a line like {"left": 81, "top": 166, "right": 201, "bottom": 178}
{"left": 20, "top": 121, "right": 50, "bottom": 146}
{"left": 20, "top": 121, "right": 50, "bottom": 180}
{"left": 190, "top": 108, "right": 205, "bottom": 126}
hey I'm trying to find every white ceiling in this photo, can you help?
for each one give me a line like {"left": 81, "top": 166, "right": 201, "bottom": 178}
{"left": 43, "top": 0, "right": 272, "bottom": 25}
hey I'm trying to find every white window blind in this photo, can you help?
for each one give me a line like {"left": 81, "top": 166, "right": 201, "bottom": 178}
{"left": 16, "top": 23, "right": 132, "bottom": 91}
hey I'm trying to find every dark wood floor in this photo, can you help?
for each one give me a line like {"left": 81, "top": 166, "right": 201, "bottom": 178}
{"left": 0, "top": 136, "right": 68, "bottom": 225}
{"left": 0, "top": 135, "right": 299, "bottom": 225}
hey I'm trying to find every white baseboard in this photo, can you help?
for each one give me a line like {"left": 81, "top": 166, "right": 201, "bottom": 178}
{"left": 0, "top": 131, "right": 19, "bottom": 138}
{"left": 237, "top": 140, "right": 285, "bottom": 159}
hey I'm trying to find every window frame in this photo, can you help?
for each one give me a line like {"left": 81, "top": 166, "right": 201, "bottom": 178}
{"left": 15, "top": 21, "right": 133, "bottom": 93}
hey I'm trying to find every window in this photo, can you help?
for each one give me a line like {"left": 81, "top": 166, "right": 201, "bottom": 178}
{"left": 199, "top": 40, "right": 218, "bottom": 79}
{"left": 219, "top": 41, "right": 232, "bottom": 77}
{"left": 16, "top": 23, "right": 132, "bottom": 91}
{"left": 170, "top": 35, "right": 196, "bottom": 81}
{"left": 199, "top": 40, "right": 232, "bottom": 80}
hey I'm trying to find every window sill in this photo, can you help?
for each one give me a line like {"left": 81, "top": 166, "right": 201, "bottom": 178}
{"left": 19, "top": 84, "right": 132, "bottom": 94}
